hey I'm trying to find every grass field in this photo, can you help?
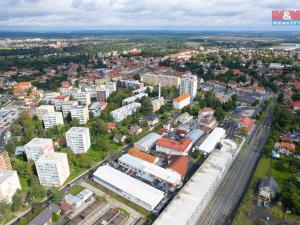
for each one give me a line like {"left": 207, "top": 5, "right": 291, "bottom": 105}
{"left": 69, "top": 185, "right": 84, "bottom": 195}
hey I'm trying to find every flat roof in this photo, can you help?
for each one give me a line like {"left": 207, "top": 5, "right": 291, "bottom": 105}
{"left": 119, "top": 154, "right": 181, "bottom": 185}
{"left": 199, "top": 127, "right": 226, "bottom": 153}
{"left": 134, "top": 132, "right": 161, "bottom": 150}
{"left": 35, "top": 152, "right": 67, "bottom": 164}
{"left": 25, "top": 138, "right": 53, "bottom": 147}
{"left": 66, "top": 126, "right": 89, "bottom": 134}
{"left": 93, "top": 165, "right": 165, "bottom": 209}
{"left": 0, "top": 169, "right": 16, "bottom": 184}
{"left": 153, "top": 148, "right": 233, "bottom": 225}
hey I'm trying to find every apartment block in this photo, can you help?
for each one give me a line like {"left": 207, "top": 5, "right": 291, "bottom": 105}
{"left": 72, "top": 91, "right": 91, "bottom": 106}
{"left": 0, "top": 150, "right": 12, "bottom": 170}
{"left": 179, "top": 74, "right": 198, "bottom": 99}
{"left": 65, "top": 127, "right": 91, "bottom": 154}
{"left": 70, "top": 105, "right": 89, "bottom": 124}
{"left": 24, "top": 138, "right": 54, "bottom": 161}
{"left": 61, "top": 101, "right": 78, "bottom": 117}
{"left": 35, "top": 152, "right": 70, "bottom": 187}
{"left": 96, "top": 82, "right": 116, "bottom": 102}
{"left": 0, "top": 169, "right": 21, "bottom": 203}
{"left": 35, "top": 105, "right": 55, "bottom": 120}
{"left": 141, "top": 73, "right": 181, "bottom": 87}
{"left": 110, "top": 102, "right": 141, "bottom": 122}
{"left": 43, "top": 112, "right": 64, "bottom": 129}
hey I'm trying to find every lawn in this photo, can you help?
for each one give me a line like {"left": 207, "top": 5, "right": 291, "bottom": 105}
{"left": 232, "top": 155, "right": 300, "bottom": 225}
{"left": 65, "top": 166, "right": 87, "bottom": 184}
{"left": 20, "top": 177, "right": 30, "bottom": 190}
{"left": 86, "top": 149, "right": 105, "bottom": 162}
{"left": 69, "top": 185, "right": 84, "bottom": 195}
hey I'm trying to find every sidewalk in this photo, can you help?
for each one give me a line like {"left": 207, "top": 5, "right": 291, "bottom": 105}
{"left": 80, "top": 181, "right": 143, "bottom": 225}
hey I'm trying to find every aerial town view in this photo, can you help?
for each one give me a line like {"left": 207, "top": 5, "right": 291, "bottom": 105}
{"left": 0, "top": 1, "right": 300, "bottom": 225}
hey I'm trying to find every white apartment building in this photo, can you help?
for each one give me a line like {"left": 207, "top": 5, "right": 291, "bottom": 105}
{"left": 73, "top": 91, "right": 91, "bottom": 106}
{"left": 24, "top": 138, "right": 54, "bottom": 162}
{"left": 43, "top": 112, "right": 64, "bottom": 129}
{"left": 172, "top": 95, "right": 191, "bottom": 110}
{"left": 110, "top": 102, "right": 141, "bottom": 122}
{"left": 35, "top": 105, "right": 55, "bottom": 120}
{"left": 151, "top": 97, "right": 165, "bottom": 112}
{"left": 140, "top": 73, "right": 181, "bottom": 87}
{"left": 54, "top": 95, "right": 70, "bottom": 110}
{"left": 122, "top": 93, "right": 148, "bottom": 105}
{"left": 65, "top": 127, "right": 91, "bottom": 154}
{"left": 70, "top": 105, "right": 89, "bottom": 124}
{"left": 96, "top": 82, "right": 117, "bottom": 102}
{"left": 179, "top": 74, "right": 198, "bottom": 99}
{"left": 35, "top": 152, "right": 70, "bottom": 187}
{"left": 0, "top": 169, "right": 21, "bottom": 203}
{"left": 61, "top": 101, "right": 78, "bottom": 117}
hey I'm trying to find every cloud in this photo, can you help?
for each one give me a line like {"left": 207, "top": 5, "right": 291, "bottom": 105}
{"left": 0, "top": 0, "right": 300, "bottom": 30}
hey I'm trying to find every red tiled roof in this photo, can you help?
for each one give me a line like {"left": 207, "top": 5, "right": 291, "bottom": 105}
{"left": 174, "top": 94, "right": 190, "bottom": 103}
{"left": 279, "top": 142, "right": 296, "bottom": 152}
{"left": 106, "top": 122, "right": 116, "bottom": 130}
{"left": 168, "top": 156, "right": 188, "bottom": 179}
{"left": 291, "top": 101, "right": 300, "bottom": 108}
{"left": 239, "top": 117, "right": 254, "bottom": 126}
{"left": 156, "top": 138, "right": 191, "bottom": 152}
{"left": 128, "top": 148, "right": 157, "bottom": 164}
{"left": 157, "top": 128, "right": 168, "bottom": 135}
{"left": 55, "top": 95, "right": 68, "bottom": 100}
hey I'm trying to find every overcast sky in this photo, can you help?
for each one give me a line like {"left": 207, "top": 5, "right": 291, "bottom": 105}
{"left": 0, "top": 0, "right": 300, "bottom": 31}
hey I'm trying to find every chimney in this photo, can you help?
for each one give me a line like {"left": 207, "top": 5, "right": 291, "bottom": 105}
{"left": 158, "top": 83, "right": 161, "bottom": 99}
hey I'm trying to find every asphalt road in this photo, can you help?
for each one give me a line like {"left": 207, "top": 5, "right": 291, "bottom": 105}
{"left": 196, "top": 106, "right": 273, "bottom": 225}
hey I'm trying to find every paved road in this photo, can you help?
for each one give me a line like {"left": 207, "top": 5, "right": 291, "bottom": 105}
{"left": 197, "top": 106, "right": 273, "bottom": 225}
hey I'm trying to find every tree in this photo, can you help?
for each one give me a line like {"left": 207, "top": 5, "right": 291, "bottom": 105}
{"left": 140, "top": 96, "right": 153, "bottom": 115}
{"left": 292, "top": 92, "right": 300, "bottom": 101}
{"left": 52, "top": 212, "right": 60, "bottom": 222}
{"left": 214, "top": 107, "right": 226, "bottom": 121}
{"left": 50, "top": 190, "right": 62, "bottom": 205}
{"left": 0, "top": 202, "right": 12, "bottom": 221}
{"left": 29, "top": 185, "right": 46, "bottom": 200}
{"left": 11, "top": 193, "right": 22, "bottom": 212}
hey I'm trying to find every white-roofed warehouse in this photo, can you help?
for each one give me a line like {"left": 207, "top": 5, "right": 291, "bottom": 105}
{"left": 134, "top": 132, "right": 161, "bottom": 152}
{"left": 198, "top": 127, "right": 226, "bottom": 154}
{"left": 153, "top": 146, "right": 234, "bottom": 225}
{"left": 93, "top": 165, "right": 165, "bottom": 211}
{"left": 118, "top": 154, "right": 181, "bottom": 186}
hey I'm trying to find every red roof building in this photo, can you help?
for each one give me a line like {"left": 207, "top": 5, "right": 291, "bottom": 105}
{"left": 167, "top": 156, "right": 188, "bottom": 179}
{"left": 155, "top": 138, "right": 192, "bottom": 156}
{"left": 128, "top": 148, "right": 158, "bottom": 164}
{"left": 238, "top": 117, "right": 254, "bottom": 132}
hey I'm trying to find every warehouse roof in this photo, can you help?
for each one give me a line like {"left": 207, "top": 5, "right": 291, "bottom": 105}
{"left": 119, "top": 154, "right": 181, "bottom": 185}
{"left": 154, "top": 148, "right": 233, "bottom": 225}
{"left": 156, "top": 138, "right": 192, "bottom": 152}
{"left": 198, "top": 127, "right": 226, "bottom": 154}
{"left": 185, "top": 129, "right": 204, "bottom": 144}
{"left": 93, "top": 165, "right": 165, "bottom": 210}
{"left": 134, "top": 132, "right": 161, "bottom": 151}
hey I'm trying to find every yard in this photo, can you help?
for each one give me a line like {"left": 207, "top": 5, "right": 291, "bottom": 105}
{"left": 232, "top": 156, "right": 300, "bottom": 225}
